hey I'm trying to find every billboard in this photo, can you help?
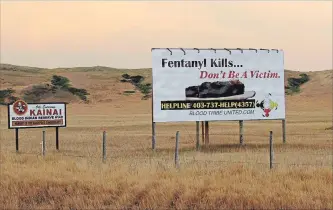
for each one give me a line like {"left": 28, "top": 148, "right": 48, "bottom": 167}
{"left": 152, "top": 48, "right": 285, "bottom": 122}
{"left": 8, "top": 100, "right": 67, "bottom": 129}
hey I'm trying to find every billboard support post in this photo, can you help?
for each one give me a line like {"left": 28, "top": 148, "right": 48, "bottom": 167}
{"left": 201, "top": 121, "right": 205, "bottom": 143}
{"left": 196, "top": 121, "right": 200, "bottom": 150}
{"left": 282, "top": 119, "right": 286, "bottom": 143}
{"left": 205, "top": 121, "right": 209, "bottom": 145}
{"left": 152, "top": 122, "right": 156, "bottom": 150}
{"left": 151, "top": 77, "right": 156, "bottom": 151}
{"left": 269, "top": 131, "right": 274, "bottom": 169}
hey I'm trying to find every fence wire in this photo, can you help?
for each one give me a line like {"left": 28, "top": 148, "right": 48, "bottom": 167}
{"left": 4, "top": 119, "right": 332, "bottom": 170}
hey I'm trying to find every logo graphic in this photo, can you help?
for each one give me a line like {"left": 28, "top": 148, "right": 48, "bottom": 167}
{"left": 13, "top": 100, "right": 28, "bottom": 115}
{"left": 256, "top": 93, "right": 278, "bottom": 117}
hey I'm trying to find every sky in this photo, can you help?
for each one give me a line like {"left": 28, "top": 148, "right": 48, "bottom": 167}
{"left": 0, "top": 1, "right": 332, "bottom": 71}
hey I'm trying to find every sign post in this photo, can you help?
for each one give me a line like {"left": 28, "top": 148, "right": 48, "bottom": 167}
{"left": 56, "top": 127, "right": 59, "bottom": 150}
{"left": 8, "top": 100, "right": 67, "bottom": 152}
{"left": 15, "top": 128, "right": 19, "bottom": 152}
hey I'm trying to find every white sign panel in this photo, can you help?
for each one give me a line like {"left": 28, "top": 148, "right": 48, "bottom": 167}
{"left": 152, "top": 48, "right": 285, "bottom": 122}
{"left": 8, "top": 101, "right": 67, "bottom": 128}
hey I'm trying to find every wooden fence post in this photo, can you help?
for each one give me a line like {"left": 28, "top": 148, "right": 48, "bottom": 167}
{"left": 152, "top": 122, "right": 156, "bottom": 150}
{"left": 102, "top": 131, "right": 106, "bottom": 163}
{"left": 239, "top": 120, "right": 244, "bottom": 145}
{"left": 42, "top": 130, "right": 46, "bottom": 157}
{"left": 175, "top": 131, "right": 180, "bottom": 168}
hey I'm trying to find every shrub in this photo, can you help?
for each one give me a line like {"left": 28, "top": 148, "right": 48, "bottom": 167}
{"left": 8, "top": 96, "right": 19, "bottom": 103}
{"left": 285, "top": 73, "right": 310, "bottom": 95}
{"left": 51, "top": 75, "right": 70, "bottom": 89}
{"left": 121, "top": 74, "right": 131, "bottom": 79}
{"left": 0, "top": 88, "right": 15, "bottom": 99}
{"left": 123, "top": 90, "right": 136, "bottom": 94}
{"left": 299, "top": 73, "right": 310, "bottom": 83}
{"left": 22, "top": 84, "right": 53, "bottom": 102}
{"left": 50, "top": 75, "right": 90, "bottom": 101}
{"left": 142, "top": 94, "right": 152, "bottom": 100}
{"left": 137, "top": 83, "right": 152, "bottom": 95}
{"left": 123, "top": 90, "right": 136, "bottom": 96}
{"left": 285, "top": 85, "right": 300, "bottom": 95}
{"left": 0, "top": 88, "right": 17, "bottom": 105}
{"left": 119, "top": 73, "right": 151, "bottom": 100}
{"left": 67, "top": 87, "right": 90, "bottom": 101}
{"left": 20, "top": 75, "right": 90, "bottom": 102}
{"left": 130, "top": 75, "right": 144, "bottom": 84}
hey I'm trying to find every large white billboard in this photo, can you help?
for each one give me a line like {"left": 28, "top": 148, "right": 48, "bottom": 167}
{"left": 8, "top": 100, "right": 67, "bottom": 129}
{"left": 152, "top": 48, "right": 285, "bottom": 122}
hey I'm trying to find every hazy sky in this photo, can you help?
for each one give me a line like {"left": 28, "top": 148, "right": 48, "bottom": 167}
{"left": 1, "top": 1, "right": 332, "bottom": 71}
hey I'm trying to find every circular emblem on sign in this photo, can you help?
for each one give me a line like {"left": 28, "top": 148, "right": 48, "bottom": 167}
{"left": 13, "top": 100, "right": 28, "bottom": 115}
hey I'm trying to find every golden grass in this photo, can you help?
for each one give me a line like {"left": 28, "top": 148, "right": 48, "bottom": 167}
{"left": 1, "top": 104, "right": 332, "bottom": 209}
{"left": 0, "top": 67, "right": 332, "bottom": 209}
{"left": 1, "top": 154, "right": 332, "bottom": 209}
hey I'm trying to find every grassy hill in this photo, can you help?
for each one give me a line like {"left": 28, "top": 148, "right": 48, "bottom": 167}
{"left": 0, "top": 63, "right": 153, "bottom": 104}
{"left": 1, "top": 63, "right": 332, "bottom": 105}
{"left": 0, "top": 63, "right": 332, "bottom": 209}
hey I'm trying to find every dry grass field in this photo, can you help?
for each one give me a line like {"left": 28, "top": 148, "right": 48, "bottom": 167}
{"left": 0, "top": 64, "right": 332, "bottom": 209}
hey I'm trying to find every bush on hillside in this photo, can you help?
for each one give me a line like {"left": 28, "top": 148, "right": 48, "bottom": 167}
{"left": 142, "top": 94, "right": 152, "bottom": 100}
{"left": 137, "top": 83, "right": 152, "bottom": 95}
{"left": 67, "top": 87, "right": 90, "bottom": 101}
{"left": 123, "top": 90, "right": 136, "bottom": 96}
{"left": 0, "top": 88, "right": 18, "bottom": 105}
{"left": 299, "top": 73, "right": 310, "bottom": 83}
{"left": 50, "top": 75, "right": 89, "bottom": 101}
{"left": 285, "top": 73, "right": 310, "bottom": 95}
{"left": 121, "top": 74, "right": 131, "bottom": 79}
{"left": 119, "top": 73, "right": 151, "bottom": 100}
{"left": 51, "top": 75, "right": 70, "bottom": 89}
{"left": 129, "top": 75, "right": 144, "bottom": 84}
{"left": 0, "top": 88, "right": 15, "bottom": 100}
{"left": 19, "top": 75, "right": 90, "bottom": 103}
{"left": 22, "top": 84, "right": 53, "bottom": 103}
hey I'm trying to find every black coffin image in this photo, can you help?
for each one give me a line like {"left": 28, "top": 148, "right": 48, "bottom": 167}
{"left": 185, "top": 80, "right": 256, "bottom": 100}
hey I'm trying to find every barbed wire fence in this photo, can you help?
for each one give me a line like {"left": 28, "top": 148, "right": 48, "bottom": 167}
{"left": 9, "top": 119, "right": 333, "bottom": 170}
